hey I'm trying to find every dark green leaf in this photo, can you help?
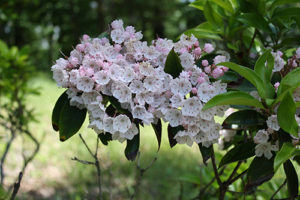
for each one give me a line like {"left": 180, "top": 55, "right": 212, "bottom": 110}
{"left": 211, "top": 0, "right": 234, "bottom": 14}
{"left": 125, "top": 132, "right": 140, "bottom": 161}
{"left": 152, "top": 119, "right": 162, "bottom": 151}
{"left": 203, "top": 1, "right": 223, "bottom": 26}
{"left": 202, "top": 91, "right": 264, "bottom": 111}
{"left": 237, "top": 13, "right": 270, "bottom": 32}
{"left": 219, "top": 141, "right": 256, "bottom": 168}
{"left": 164, "top": 48, "right": 183, "bottom": 78}
{"left": 98, "top": 133, "right": 112, "bottom": 145}
{"left": 222, "top": 110, "right": 265, "bottom": 128}
{"left": 167, "top": 125, "right": 184, "bottom": 148}
{"left": 59, "top": 100, "right": 87, "bottom": 141}
{"left": 254, "top": 50, "right": 273, "bottom": 83}
{"left": 105, "top": 104, "right": 116, "bottom": 117}
{"left": 198, "top": 143, "right": 212, "bottom": 165}
{"left": 183, "top": 29, "right": 222, "bottom": 40}
{"left": 277, "top": 68, "right": 300, "bottom": 95}
{"left": 246, "top": 156, "right": 275, "bottom": 190}
{"left": 277, "top": 92, "right": 298, "bottom": 136}
{"left": 284, "top": 160, "right": 299, "bottom": 198}
{"left": 52, "top": 91, "right": 68, "bottom": 131}
{"left": 218, "top": 71, "right": 239, "bottom": 83}
{"left": 107, "top": 96, "right": 132, "bottom": 118}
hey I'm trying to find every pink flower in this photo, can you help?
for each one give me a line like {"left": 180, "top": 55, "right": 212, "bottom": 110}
{"left": 221, "top": 66, "right": 229, "bottom": 72}
{"left": 69, "top": 57, "right": 79, "bottom": 66}
{"left": 202, "top": 60, "right": 209, "bottom": 67}
{"left": 204, "top": 43, "right": 214, "bottom": 53}
{"left": 197, "top": 77, "right": 206, "bottom": 84}
{"left": 274, "top": 82, "right": 280, "bottom": 92}
{"left": 76, "top": 44, "right": 85, "bottom": 52}
{"left": 82, "top": 34, "right": 90, "bottom": 42}
{"left": 194, "top": 41, "right": 199, "bottom": 47}
{"left": 193, "top": 47, "right": 202, "bottom": 57}
{"left": 114, "top": 44, "right": 122, "bottom": 52}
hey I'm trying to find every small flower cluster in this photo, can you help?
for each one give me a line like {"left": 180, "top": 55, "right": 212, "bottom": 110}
{"left": 51, "top": 20, "right": 228, "bottom": 146}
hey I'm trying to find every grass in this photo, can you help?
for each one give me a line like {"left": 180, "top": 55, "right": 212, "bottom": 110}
{"left": 0, "top": 73, "right": 293, "bottom": 199}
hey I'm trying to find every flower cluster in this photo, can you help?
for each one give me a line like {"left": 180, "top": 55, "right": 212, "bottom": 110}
{"left": 51, "top": 20, "right": 228, "bottom": 146}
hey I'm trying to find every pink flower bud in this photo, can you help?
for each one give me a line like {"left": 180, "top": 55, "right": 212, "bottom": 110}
{"left": 70, "top": 57, "right": 79, "bottom": 66}
{"left": 188, "top": 71, "right": 193, "bottom": 76}
{"left": 114, "top": 44, "right": 122, "bottom": 52}
{"left": 277, "top": 51, "right": 283, "bottom": 57}
{"left": 221, "top": 66, "right": 229, "bottom": 72}
{"left": 204, "top": 43, "right": 214, "bottom": 53}
{"left": 193, "top": 47, "right": 202, "bottom": 56}
{"left": 191, "top": 87, "right": 198, "bottom": 94}
{"left": 211, "top": 68, "right": 224, "bottom": 79}
{"left": 202, "top": 60, "right": 209, "bottom": 67}
{"left": 82, "top": 34, "right": 90, "bottom": 42}
{"left": 204, "top": 66, "right": 211, "bottom": 74}
{"left": 274, "top": 82, "right": 280, "bottom": 92}
{"left": 194, "top": 41, "right": 199, "bottom": 47}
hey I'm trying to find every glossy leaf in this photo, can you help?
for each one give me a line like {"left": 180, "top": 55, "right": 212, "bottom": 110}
{"left": 167, "top": 125, "right": 184, "bottom": 148}
{"left": 211, "top": 0, "right": 234, "bottom": 14}
{"left": 198, "top": 144, "right": 212, "bottom": 165}
{"left": 152, "top": 119, "right": 162, "bottom": 151}
{"left": 202, "top": 91, "right": 264, "bottom": 111}
{"left": 222, "top": 110, "right": 265, "bottom": 128}
{"left": 125, "top": 132, "right": 140, "bottom": 161}
{"left": 237, "top": 13, "right": 270, "bottom": 32}
{"left": 189, "top": 0, "right": 205, "bottom": 10}
{"left": 164, "top": 48, "right": 183, "bottom": 78}
{"left": 51, "top": 91, "right": 68, "bottom": 131}
{"left": 217, "top": 62, "right": 274, "bottom": 99}
{"left": 277, "top": 68, "right": 300, "bottom": 95}
{"left": 284, "top": 160, "right": 299, "bottom": 198}
{"left": 274, "top": 142, "right": 300, "bottom": 171}
{"left": 98, "top": 133, "right": 112, "bottom": 145}
{"left": 246, "top": 156, "right": 275, "bottom": 190}
{"left": 277, "top": 92, "right": 298, "bottom": 136}
{"left": 58, "top": 100, "right": 87, "bottom": 141}
{"left": 219, "top": 141, "right": 256, "bottom": 168}
{"left": 183, "top": 29, "right": 222, "bottom": 40}
{"left": 203, "top": 1, "right": 223, "bottom": 26}
{"left": 254, "top": 50, "right": 273, "bottom": 83}
{"left": 218, "top": 71, "right": 239, "bottom": 83}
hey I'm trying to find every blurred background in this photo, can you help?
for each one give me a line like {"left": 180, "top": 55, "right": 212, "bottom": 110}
{"left": 0, "top": 0, "right": 292, "bottom": 199}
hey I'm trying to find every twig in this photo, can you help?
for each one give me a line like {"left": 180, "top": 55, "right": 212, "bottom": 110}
{"left": 72, "top": 134, "right": 103, "bottom": 200}
{"left": 10, "top": 172, "right": 23, "bottom": 200}
{"left": 227, "top": 169, "right": 248, "bottom": 185}
{"left": 247, "top": 29, "right": 258, "bottom": 53}
{"left": 270, "top": 179, "right": 287, "bottom": 200}
{"left": 130, "top": 152, "right": 158, "bottom": 200}
{"left": 226, "top": 161, "right": 242, "bottom": 184}
{"left": 211, "top": 149, "right": 223, "bottom": 187}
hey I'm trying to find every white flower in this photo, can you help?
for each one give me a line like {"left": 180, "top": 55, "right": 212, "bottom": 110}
{"left": 266, "top": 115, "right": 280, "bottom": 131}
{"left": 199, "top": 108, "right": 215, "bottom": 120}
{"left": 88, "top": 120, "right": 104, "bottom": 133}
{"left": 197, "top": 82, "right": 216, "bottom": 103}
{"left": 179, "top": 52, "right": 195, "bottom": 69}
{"left": 254, "top": 129, "right": 269, "bottom": 144}
{"left": 69, "top": 70, "right": 79, "bottom": 85}
{"left": 132, "top": 105, "right": 148, "bottom": 120}
{"left": 113, "top": 115, "right": 131, "bottom": 133}
{"left": 70, "top": 96, "right": 85, "bottom": 109}
{"left": 111, "top": 19, "right": 124, "bottom": 30}
{"left": 139, "top": 62, "right": 155, "bottom": 76}
{"left": 122, "top": 123, "right": 139, "bottom": 140}
{"left": 94, "top": 71, "right": 110, "bottom": 85}
{"left": 129, "top": 80, "right": 144, "bottom": 94}
{"left": 82, "top": 92, "right": 100, "bottom": 105}
{"left": 272, "top": 51, "right": 285, "bottom": 72}
{"left": 112, "top": 84, "right": 132, "bottom": 103}
{"left": 170, "top": 94, "right": 183, "bottom": 107}
{"left": 143, "top": 76, "right": 162, "bottom": 92}
{"left": 170, "top": 78, "right": 192, "bottom": 97}
{"left": 88, "top": 103, "right": 105, "bottom": 119}
{"left": 103, "top": 116, "right": 114, "bottom": 133}
{"left": 112, "top": 132, "right": 126, "bottom": 143}
{"left": 144, "top": 46, "right": 160, "bottom": 60}
{"left": 255, "top": 142, "right": 278, "bottom": 159}
{"left": 213, "top": 55, "right": 227, "bottom": 65}
{"left": 174, "top": 130, "right": 194, "bottom": 146}
{"left": 120, "top": 67, "right": 136, "bottom": 83}
{"left": 77, "top": 76, "right": 94, "bottom": 92}
{"left": 164, "top": 109, "right": 182, "bottom": 127}
{"left": 181, "top": 97, "right": 202, "bottom": 117}
{"left": 111, "top": 29, "right": 125, "bottom": 44}
{"left": 219, "top": 129, "right": 235, "bottom": 142}
{"left": 52, "top": 69, "right": 69, "bottom": 87}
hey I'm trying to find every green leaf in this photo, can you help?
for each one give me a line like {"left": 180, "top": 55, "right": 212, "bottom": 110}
{"left": 254, "top": 50, "right": 273, "bottom": 83}
{"left": 237, "top": 13, "right": 270, "bottom": 32}
{"left": 51, "top": 91, "right": 68, "bottom": 131}
{"left": 164, "top": 48, "right": 183, "bottom": 78}
{"left": 189, "top": 0, "right": 205, "bottom": 10}
{"left": 98, "top": 31, "right": 109, "bottom": 39}
{"left": 125, "top": 132, "right": 140, "bottom": 161}
{"left": 218, "top": 71, "right": 239, "bottom": 83}
{"left": 167, "top": 125, "right": 184, "bottom": 148}
{"left": 198, "top": 143, "right": 212, "bottom": 165}
{"left": 222, "top": 110, "right": 265, "bottom": 128}
{"left": 296, "top": 102, "right": 300, "bottom": 107}
{"left": 58, "top": 100, "right": 87, "bottom": 141}
{"left": 183, "top": 29, "right": 222, "bottom": 40}
{"left": 178, "top": 174, "right": 201, "bottom": 185}
{"left": 219, "top": 141, "right": 256, "bottom": 168}
{"left": 217, "top": 62, "right": 274, "bottom": 99}
{"left": 152, "top": 119, "right": 162, "bottom": 151}
{"left": 211, "top": 0, "right": 234, "bottom": 14}
{"left": 202, "top": 91, "right": 264, "bottom": 111}
{"left": 284, "top": 160, "right": 299, "bottom": 198}
{"left": 98, "top": 133, "right": 112, "bottom": 145}
{"left": 203, "top": 1, "right": 223, "bottom": 26}
{"left": 277, "top": 92, "right": 298, "bottom": 136}
{"left": 246, "top": 156, "right": 275, "bottom": 190}
{"left": 270, "top": 0, "right": 300, "bottom": 12}
{"left": 277, "top": 68, "right": 300, "bottom": 95}
{"left": 274, "top": 142, "right": 300, "bottom": 171}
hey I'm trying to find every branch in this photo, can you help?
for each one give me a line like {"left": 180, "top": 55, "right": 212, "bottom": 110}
{"left": 227, "top": 169, "right": 248, "bottom": 185}
{"left": 10, "top": 172, "right": 23, "bottom": 200}
{"left": 247, "top": 29, "right": 258, "bottom": 53}
{"left": 211, "top": 149, "right": 223, "bottom": 187}
{"left": 270, "top": 179, "right": 287, "bottom": 200}
{"left": 226, "top": 161, "right": 242, "bottom": 185}
{"left": 130, "top": 152, "right": 158, "bottom": 200}
{"left": 73, "top": 134, "right": 103, "bottom": 200}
